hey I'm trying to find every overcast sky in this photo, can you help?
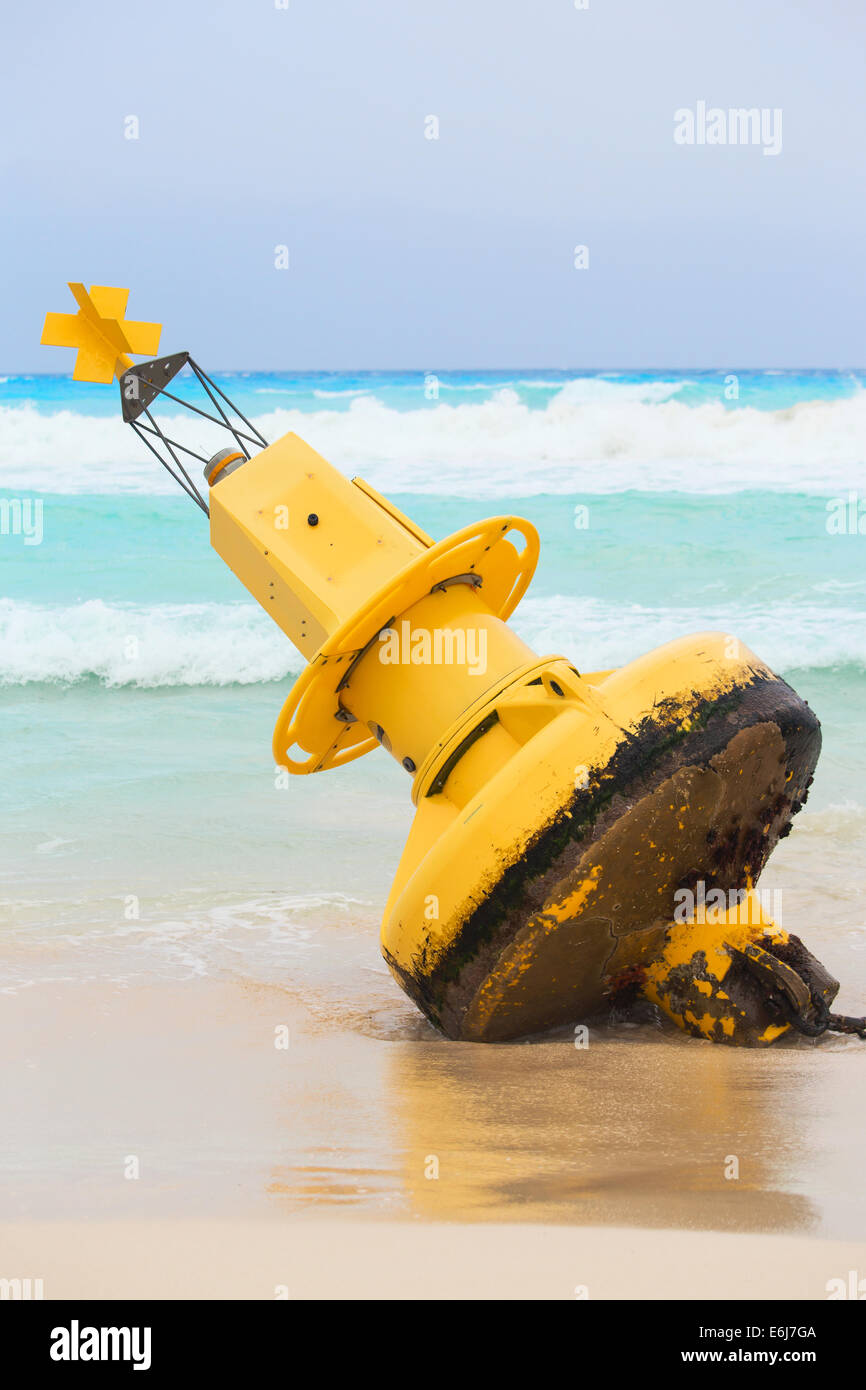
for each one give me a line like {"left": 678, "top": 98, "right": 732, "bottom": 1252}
{"left": 3, "top": 0, "right": 864, "bottom": 370}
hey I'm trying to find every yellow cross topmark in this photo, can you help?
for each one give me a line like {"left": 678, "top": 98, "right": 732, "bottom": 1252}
{"left": 41, "top": 283, "right": 161, "bottom": 383}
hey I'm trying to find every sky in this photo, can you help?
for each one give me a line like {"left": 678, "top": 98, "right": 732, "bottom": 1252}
{"left": 2, "top": 0, "right": 864, "bottom": 370}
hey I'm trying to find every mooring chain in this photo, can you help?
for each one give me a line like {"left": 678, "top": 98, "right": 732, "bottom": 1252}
{"left": 824, "top": 1011, "right": 866, "bottom": 1039}
{"left": 782, "top": 996, "right": 866, "bottom": 1040}
{"left": 727, "top": 938, "right": 866, "bottom": 1039}
{"left": 738, "top": 942, "right": 866, "bottom": 1039}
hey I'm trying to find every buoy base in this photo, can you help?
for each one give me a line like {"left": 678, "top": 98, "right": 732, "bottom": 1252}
{"left": 382, "top": 634, "right": 821, "bottom": 1042}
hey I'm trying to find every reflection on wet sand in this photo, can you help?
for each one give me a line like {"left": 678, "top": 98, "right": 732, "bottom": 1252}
{"left": 383, "top": 1025, "right": 837, "bottom": 1233}
{"left": 3, "top": 951, "right": 862, "bottom": 1244}
{"left": 258, "top": 984, "right": 865, "bottom": 1239}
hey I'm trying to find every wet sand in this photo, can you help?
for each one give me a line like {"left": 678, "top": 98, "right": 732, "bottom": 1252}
{"left": 4, "top": 1218, "right": 864, "bottom": 1300}
{"left": 2, "top": 974, "right": 866, "bottom": 1297}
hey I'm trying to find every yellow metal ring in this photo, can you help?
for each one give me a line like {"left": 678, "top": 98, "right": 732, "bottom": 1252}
{"left": 272, "top": 516, "right": 539, "bottom": 774}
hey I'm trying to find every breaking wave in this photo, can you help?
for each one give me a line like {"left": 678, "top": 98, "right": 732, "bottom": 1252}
{"left": 2, "top": 380, "right": 865, "bottom": 496}
{"left": 2, "top": 594, "right": 863, "bottom": 687}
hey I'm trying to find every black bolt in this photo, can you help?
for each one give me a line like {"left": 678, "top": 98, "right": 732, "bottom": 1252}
{"left": 307, "top": 513, "right": 319, "bottom": 526}
{"left": 402, "top": 757, "right": 416, "bottom": 773}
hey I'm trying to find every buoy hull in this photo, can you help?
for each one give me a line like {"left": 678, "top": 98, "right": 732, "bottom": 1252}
{"left": 383, "top": 637, "right": 821, "bottom": 1042}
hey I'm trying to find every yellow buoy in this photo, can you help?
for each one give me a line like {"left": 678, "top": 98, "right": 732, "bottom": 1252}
{"left": 40, "top": 282, "right": 866, "bottom": 1046}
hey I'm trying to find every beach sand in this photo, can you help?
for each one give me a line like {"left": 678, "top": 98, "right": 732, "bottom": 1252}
{"left": 4, "top": 1218, "right": 865, "bottom": 1300}
{"left": 3, "top": 974, "right": 865, "bottom": 1299}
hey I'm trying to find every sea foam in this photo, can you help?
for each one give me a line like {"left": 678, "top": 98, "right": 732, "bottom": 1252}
{"left": 1, "top": 380, "right": 864, "bottom": 496}
{"left": 2, "top": 594, "right": 863, "bottom": 687}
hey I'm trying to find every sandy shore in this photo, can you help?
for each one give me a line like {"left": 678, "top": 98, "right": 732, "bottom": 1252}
{"left": 3, "top": 1219, "right": 864, "bottom": 1299}
{"left": 3, "top": 967, "right": 866, "bottom": 1299}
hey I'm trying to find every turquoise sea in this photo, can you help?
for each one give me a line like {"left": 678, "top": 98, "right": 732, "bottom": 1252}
{"left": 1, "top": 368, "right": 864, "bottom": 1008}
